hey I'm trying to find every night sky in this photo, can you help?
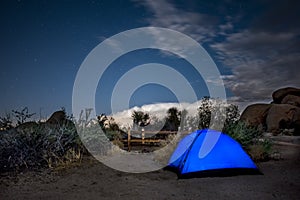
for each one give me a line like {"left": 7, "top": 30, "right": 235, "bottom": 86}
{"left": 1, "top": 0, "right": 299, "bottom": 119}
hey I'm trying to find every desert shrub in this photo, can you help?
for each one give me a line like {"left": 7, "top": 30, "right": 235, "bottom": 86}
{"left": 197, "top": 97, "right": 240, "bottom": 131}
{"left": 248, "top": 139, "right": 272, "bottom": 161}
{"left": 105, "top": 130, "right": 124, "bottom": 149}
{"left": 0, "top": 122, "right": 85, "bottom": 172}
{"left": 0, "top": 113, "right": 13, "bottom": 130}
{"left": 112, "top": 135, "right": 124, "bottom": 149}
{"left": 223, "top": 121, "right": 272, "bottom": 161}
{"left": 76, "top": 120, "right": 113, "bottom": 156}
{"left": 223, "top": 121, "right": 261, "bottom": 148}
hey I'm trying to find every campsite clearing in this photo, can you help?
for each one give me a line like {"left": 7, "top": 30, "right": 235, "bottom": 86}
{"left": 1, "top": 141, "right": 299, "bottom": 200}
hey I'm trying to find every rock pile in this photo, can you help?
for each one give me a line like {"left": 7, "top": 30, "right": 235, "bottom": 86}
{"left": 240, "top": 87, "right": 300, "bottom": 135}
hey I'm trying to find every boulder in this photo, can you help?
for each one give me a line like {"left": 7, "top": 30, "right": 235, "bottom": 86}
{"left": 46, "top": 111, "right": 78, "bottom": 136}
{"left": 46, "top": 110, "right": 66, "bottom": 125}
{"left": 272, "top": 87, "right": 300, "bottom": 104}
{"left": 239, "top": 87, "right": 300, "bottom": 135}
{"left": 266, "top": 104, "right": 300, "bottom": 135}
{"left": 293, "top": 117, "right": 300, "bottom": 136}
{"left": 240, "top": 104, "right": 271, "bottom": 127}
{"left": 281, "top": 94, "right": 300, "bottom": 107}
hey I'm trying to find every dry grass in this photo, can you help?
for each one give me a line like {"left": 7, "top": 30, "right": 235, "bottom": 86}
{"left": 248, "top": 144, "right": 267, "bottom": 161}
{"left": 154, "top": 133, "right": 184, "bottom": 166}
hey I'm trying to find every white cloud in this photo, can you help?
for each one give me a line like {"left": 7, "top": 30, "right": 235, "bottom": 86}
{"left": 112, "top": 101, "right": 199, "bottom": 127}
{"left": 111, "top": 99, "right": 235, "bottom": 128}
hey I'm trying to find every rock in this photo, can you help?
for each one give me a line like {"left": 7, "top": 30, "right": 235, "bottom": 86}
{"left": 270, "top": 152, "right": 281, "bottom": 160}
{"left": 45, "top": 111, "right": 77, "bottom": 133}
{"left": 263, "top": 132, "right": 273, "bottom": 137}
{"left": 239, "top": 87, "right": 300, "bottom": 135}
{"left": 46, "top": 111, "right": 66, "bottom": 125}
{"left": 281, "top": 94, "right": 300, "bottom": 107}
{"left": 294, "top": 125, "right": 300, "bottom": 136}
{"left": 240, "top": 103, "right": 271, "bottom": 127}
{"left": 266, "top": 104, "right": 300, "bottom": 135}
{"left": 281, "top": 129, "right": 294, "bottom": 136}
{"left": 272, "top": 87, "right": 300, "bottom": 104}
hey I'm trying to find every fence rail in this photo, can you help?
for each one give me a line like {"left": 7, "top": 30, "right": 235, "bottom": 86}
{"left": 123, "top": 129, "right": 190, "bottom": 151}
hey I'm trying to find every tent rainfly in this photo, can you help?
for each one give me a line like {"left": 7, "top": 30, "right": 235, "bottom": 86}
{"left": 166, "top": 129, "right": 261, "bottom": 178}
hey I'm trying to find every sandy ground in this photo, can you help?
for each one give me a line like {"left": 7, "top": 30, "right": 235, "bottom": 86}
{"left": 1, "top": 144, "right": 299, "bottom": 200}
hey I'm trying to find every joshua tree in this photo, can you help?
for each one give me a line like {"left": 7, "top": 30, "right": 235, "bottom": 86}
{"left": 12, "top": 107, "right": 35, "bottom": 126}
{"left": 97, "top": 113, "right": 108, "bottom": 131}
{"left": 97, "top": 114, "right": 120, "bottom": 132}
{"left": 131, "top": 111, "right": 150, "bottom": 130}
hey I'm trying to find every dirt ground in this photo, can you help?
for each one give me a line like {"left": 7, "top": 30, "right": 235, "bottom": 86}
{"left": 1, "top": 144, "right": 299, "bottom": 200}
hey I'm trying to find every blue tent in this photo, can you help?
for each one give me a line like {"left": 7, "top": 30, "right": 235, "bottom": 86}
{"left": 167, "top": 129, "right": 260, "bottom": 178}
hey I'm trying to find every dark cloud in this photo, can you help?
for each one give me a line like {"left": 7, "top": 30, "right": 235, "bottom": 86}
{"left": 211, "top": 0, "right": 300, "bottom": 103}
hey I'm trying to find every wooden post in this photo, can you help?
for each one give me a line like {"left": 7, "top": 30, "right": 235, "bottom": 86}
{"left": 142, "top": 128, "right": 145, "bottom": 145}
{"left": 127, "top": 128, "right": 131, "bottom": 152}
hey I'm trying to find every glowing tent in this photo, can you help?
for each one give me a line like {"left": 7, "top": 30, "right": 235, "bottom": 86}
{"left": 167, "top": 129, "right": 260, "bottom": 178}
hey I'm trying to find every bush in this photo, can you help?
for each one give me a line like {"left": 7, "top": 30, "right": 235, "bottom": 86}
{"left": 223, "top": 121, "right": 272, "bottom": 161}
{"left": 0, "top": 122, "right": 85, "bottom": 172}
{"left": 223, "top": 121, "right": 261, "bottom": 148}
{"left": 248, "top": 140, "right": 272, "bottom": 162}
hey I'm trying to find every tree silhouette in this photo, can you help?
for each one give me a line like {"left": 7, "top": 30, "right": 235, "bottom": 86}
{"left": 197, "top": 96, "right": 213, "bottom": 129}
{"left": 164, "top": 107, "right": 181, "bottom": 131}
{"left": 12, "top": 107, "right": 35, "bottom": 126}
{"left": 97, "top": 113, "right": 108, "bottom": 131}
{"left": 179, "top": 109, "right": 188, "bottom": 130}
{"left": 131, "top": 111, "right": 150, "bottom": 130}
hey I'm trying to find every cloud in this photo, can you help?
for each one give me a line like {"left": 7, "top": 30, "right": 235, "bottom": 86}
{"left": 211, "top": 28, "right": 300, "bottom": 102}
{"left": 133, "top": 0, "right": 218, "bottom": 42}
{"left": 111, "top": 99, "right": 234, "bottom": 128}
{"left": 134, "top": 0, "right": 300, "bottom": 105}
{"left": 112, "top": 101, "right": 199, "bottom": 127}
{"left": 209, "top": 0, "right": 300, "bottom": 103}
